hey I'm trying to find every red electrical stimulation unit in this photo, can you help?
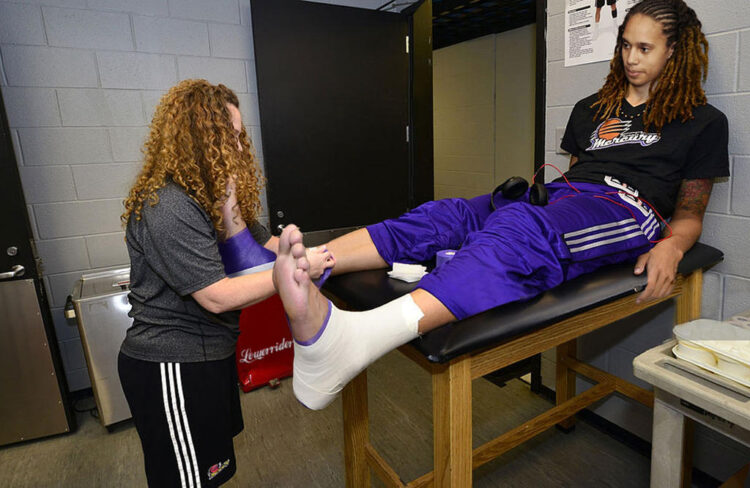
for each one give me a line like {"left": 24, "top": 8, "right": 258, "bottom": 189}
{"left": 235, "top": 293, "right": 294, "bottom": 392}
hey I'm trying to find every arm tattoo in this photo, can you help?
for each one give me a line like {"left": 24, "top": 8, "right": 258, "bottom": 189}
{"left": 675, "top": 179, "right": 713, "bottom": 217}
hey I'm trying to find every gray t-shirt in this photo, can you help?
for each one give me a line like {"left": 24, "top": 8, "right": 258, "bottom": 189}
{"left": 121, "top": 182, "right": 271, "bottom": 362}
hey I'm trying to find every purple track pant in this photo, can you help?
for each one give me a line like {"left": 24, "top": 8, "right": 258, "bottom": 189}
{"left": 367, "top": 181, "right": 658, "bottom": 320}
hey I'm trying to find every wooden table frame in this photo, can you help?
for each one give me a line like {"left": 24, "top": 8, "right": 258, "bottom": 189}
{"left": 340, "top": 270, "right": 704, "bottom": 487}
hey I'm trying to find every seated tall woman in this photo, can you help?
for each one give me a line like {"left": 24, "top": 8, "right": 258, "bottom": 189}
{"left": 224, "top": 0, "right": 729, "bottom": 411}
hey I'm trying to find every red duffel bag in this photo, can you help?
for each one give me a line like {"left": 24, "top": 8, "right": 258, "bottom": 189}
{"left": 235, "top": 293, "right": 293, "bottom": 392}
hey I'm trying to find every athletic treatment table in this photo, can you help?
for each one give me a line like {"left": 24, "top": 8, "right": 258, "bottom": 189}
{"left": 323, "top": 243, "right": 723, "bottom": 487}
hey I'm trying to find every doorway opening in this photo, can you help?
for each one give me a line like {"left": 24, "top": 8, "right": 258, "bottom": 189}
{"left": 430, "top": 0, "right": 539, "bottom": 199}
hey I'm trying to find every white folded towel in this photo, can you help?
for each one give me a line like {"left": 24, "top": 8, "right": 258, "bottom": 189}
{"left": 387, "top": 262, "right": 427, "bottom": 283}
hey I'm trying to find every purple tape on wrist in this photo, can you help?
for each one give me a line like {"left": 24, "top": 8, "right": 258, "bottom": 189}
{"left": 295, "top": 300, "right": 333, "bottom": 346}
{"left": 218, "top": 227, "right": 276, "bottom": 275}
{"left": 219, "top": 227, "right": 252, "bottom": 250}
{"left": 313, "top": 266, "right": 332, "bottom": 289}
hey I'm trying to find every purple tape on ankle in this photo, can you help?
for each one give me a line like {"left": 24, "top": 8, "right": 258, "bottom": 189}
{"left": 295, "top": 300, "right": 333, "bottom": 346}
{"left": 313, "top": 267, "right": 332, "bottom": 288}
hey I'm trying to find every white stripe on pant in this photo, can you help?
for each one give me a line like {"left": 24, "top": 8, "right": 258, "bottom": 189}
{"left": 567, "top": 230, "right": 647, "bottom": 253}
{"left": 563, "top": 203, "right": 658, "bottom": 254}
{"left": 565, "top": 223, "right": 641, "bottom": 246}
{"left": 563, "top": 218, "right": 633, "bottom": 239}
{"left": 160, "top": 362, "right": 202, "bottom": 488}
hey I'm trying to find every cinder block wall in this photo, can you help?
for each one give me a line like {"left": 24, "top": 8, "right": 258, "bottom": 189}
{"left": 0, "top": 0, "right": 317, "bottom": 391}
{"left": 0, "top": 0, "right": 402, "bottom": 391}
{"left": 544, "top": 0, "right": 750, "bottom": 479}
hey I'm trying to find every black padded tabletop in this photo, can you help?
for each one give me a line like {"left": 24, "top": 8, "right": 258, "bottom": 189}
{"left": 323, "top": 243, "right": 723, "bottom": 364}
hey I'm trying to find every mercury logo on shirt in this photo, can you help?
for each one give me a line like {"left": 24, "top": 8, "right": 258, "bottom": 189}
{"left": 586, "top": 118, "right": 661, "bottom": 150}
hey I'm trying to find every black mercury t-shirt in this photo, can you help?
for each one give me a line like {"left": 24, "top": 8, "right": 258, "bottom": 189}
{"left": 560, "top": 93, "right": 729, "bottom": 218}
{"left": 121, "top": 182, "right": 272, "bottom": 363}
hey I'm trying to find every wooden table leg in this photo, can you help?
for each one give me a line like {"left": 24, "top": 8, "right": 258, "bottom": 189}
{"left": 651, "top": 394, "right": 691, "bottom": 488}
{"left": 556, "top": 339, "right": 577, "bottom": 431}
{"left": 433, "top": 357, "right": 472, "bottom": 488}
{"left": 676, "top": 270, "right": 702, "bottom": 324}
{"left": 343, "top": 371, "right": 370, "bottom": 488}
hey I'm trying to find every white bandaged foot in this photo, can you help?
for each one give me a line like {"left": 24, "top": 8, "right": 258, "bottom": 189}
{"left": 293, "top": 294, "right": 423, "bottom": 410}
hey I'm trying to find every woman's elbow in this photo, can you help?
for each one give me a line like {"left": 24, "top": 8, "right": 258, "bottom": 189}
{"left": 192, "top": 279, "right": 233, "bottom": 314}
{"left": 193, "top": 294, "right": 225, "bottom": 314}
{"left": 205, "top": 299, "right": 230, "bottom": 314}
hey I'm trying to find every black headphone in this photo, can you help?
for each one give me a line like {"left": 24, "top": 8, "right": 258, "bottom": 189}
{"left": 490, "top": 176, "right": 548, "bottom": 210}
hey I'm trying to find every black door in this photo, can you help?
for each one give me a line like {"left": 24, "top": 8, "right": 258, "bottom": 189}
{"left": 0, "top": 87, "right": 74, "bottom": 446}
{"left": 252, "top": 0, "right": 411, "bottom": 233}
{"left": 0, "top": 95, "right": 36, "bottom": 286}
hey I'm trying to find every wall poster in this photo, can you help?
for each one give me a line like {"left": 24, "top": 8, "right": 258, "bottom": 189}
{"left": 564, "top": 0, "right": 638, "bottom": 67}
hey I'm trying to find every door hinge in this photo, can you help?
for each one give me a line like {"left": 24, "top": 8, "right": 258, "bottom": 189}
{"left": 406, "top": 125, "right": 410, "bottom": 143}
{"left": 405, "top": 35, "right": 409, "bottom": 54}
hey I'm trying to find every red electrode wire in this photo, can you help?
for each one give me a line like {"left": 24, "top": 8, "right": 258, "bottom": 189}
{"left": 532, "top": 163, "right": 580, "bottom": 192}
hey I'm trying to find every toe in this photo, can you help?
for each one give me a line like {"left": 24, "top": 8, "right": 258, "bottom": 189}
{"left": 293, "top": 268, "right": 307, "bottom": 285}
{"left": 296, "top": 252, "right": 310, "bottom": 273}
{"left": 278, "top": 224, "right": 299, "bottom": 255}
{"left": 291, "top": 240, "right": 307, "bottom": 260}
{"left": 288, "top": 225, "right": 304, "bottom": 248}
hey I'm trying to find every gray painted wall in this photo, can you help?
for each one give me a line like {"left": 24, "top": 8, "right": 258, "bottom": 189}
{"left": 433, "top": 25, "right": 537, "bottom": 200}
{"left": 544, "top": 0, "right": 750, "bottom": 480}
{"left": 434, "top": 34, "right": 498, "bottom": 199}
{"left": 0, "top": 0, "right": 388, "bottom": 392}
{"left": 495, "top": 24, "right": 536, "bottom": 188}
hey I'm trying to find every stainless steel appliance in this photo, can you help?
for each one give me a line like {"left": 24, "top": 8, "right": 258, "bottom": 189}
{"left": 69, "top": 268, "right": 133, "bottom": 428}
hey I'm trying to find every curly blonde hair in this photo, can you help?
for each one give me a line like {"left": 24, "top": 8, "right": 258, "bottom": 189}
{"left": 121, "top": 79, "right": 264, "bottom": 236}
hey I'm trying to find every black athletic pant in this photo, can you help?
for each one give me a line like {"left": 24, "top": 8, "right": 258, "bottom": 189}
{"left": 119, "top": 352, "right": 243, "bottom": 487}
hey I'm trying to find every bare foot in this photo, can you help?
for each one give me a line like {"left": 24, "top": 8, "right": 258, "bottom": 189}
{"left": 273, "top": 225, "right": 330, "bottom": 342}
{"left": 277, "top": 225, "right": 423, "bottom": 410}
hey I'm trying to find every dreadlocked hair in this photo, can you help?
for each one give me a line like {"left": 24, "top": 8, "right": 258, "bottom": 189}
{"left": 121, "top": 79, "right": 264, "bottom": 237}
{"left": 592, "top": 0, "right": 708, "bottom": 132}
